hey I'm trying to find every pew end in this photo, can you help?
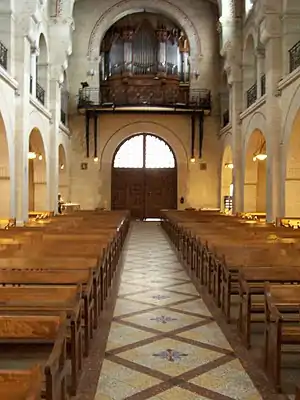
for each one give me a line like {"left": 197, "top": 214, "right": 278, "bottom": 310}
{"left": 0, "top": 364, "right": 43, "bottom": 400}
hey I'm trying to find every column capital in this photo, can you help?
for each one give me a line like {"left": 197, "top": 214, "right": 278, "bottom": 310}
{"left": 30, "top": 44, "right": 39, "bottom": 56}
{"left": 255, "top": 45, "right": 265, "bottom": 58}
{"left": 260, "top": 14, "right": 282, "bottom": 45}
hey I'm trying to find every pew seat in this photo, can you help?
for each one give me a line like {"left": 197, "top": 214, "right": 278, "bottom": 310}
{"left": 0, "top": 269, "right": 94, "bottom": 356}
{"left": 0, "top": 285, "right": 83, "bottom": 395}
{"left": 0, "top": 365, "right": 42, "bottom": 400}
{"left": 264, "top": 284, "right": 300, "bottom": 392}
{"left": 0, "top": 314, "right": 68, "bottom": 400}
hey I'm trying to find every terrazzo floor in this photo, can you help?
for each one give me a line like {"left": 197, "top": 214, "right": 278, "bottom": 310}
{"left": 92, "top": 222, "right": 272, "bottom": 400}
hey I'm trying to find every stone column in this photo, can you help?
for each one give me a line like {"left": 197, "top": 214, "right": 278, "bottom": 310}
{"left": 222, "top": 11, "right": 244, "bottom": 213}
{"left": 262, "top": 14, "right": 284, "bottom": 221}
{"left": 14, "top": 36, "right": 31, "bottom": 224}
{"left": 47, "top": 74, "right": 61, "bottom": 213}
{"left": 230, "top": 78, "right": 244, "bottom": 213}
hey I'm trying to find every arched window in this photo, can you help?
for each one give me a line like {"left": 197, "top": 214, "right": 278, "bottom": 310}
{"left": 113, "top": 134, "right": 176, "bottom": 169}
{"left": 114, "top": 135, "right": 144, "bottom": 168}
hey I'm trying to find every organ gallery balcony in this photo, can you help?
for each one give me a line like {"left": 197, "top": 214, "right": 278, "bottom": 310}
{"left": 77, "top": 86, "right": 211, "bottom": 114}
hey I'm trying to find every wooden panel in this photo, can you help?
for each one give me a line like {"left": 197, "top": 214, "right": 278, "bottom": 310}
{"left": 112, "top": 168, "right": 145, "bottom": 219}
{"left": 0, "top": 315, "right": 62, "bottom": 339}
{"left": 111, "top": 167, "right": 177, "bottom": 219}
{"left": 145, "top": 169, "right": 177, "bottom": 218}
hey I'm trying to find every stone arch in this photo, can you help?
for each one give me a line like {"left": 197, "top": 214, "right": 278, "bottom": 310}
{"left": 282, "top": 81, "right": 300, "bottom": 145}
{"left": 87, "top": 0, "right": 202, "bottom": 62}
{"left": 284, "top": 105, "right": 300, "bottom": 216}
{"left": 244, "top": 111, "right": 266, "bottom": 148}
{"left": 244, "top": 129, "right": 267, "bottom": 213}
{"left": 221, "top": 145, "right": 233, "bottom": 212}
{"left": 58, "top": 143, "right": 69, "bottom": 201}
{"left": 36, "top": 33, "right": 49, "bottom": 104}
{"left": 0, "top": 110, "right": 11, "bottom": 220}
{"left": 28, "top": 128, "right": 48, "bottom": 212}
{"left": 99, "top": 120, "right": 188, "bottom": 209}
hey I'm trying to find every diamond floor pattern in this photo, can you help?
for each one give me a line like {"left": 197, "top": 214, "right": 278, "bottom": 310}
{"left": 94, "top": 222, "right": 263, "bottom": 400}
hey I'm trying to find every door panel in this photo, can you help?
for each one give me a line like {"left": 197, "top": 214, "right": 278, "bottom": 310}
{"left": 111, "top": 168, "right": 144, "bottom": 219}
{"left": 112, "top": 168, "right": 177, "bottom": 219}
{"left": 145, "top": 169, "right": 177, "bottom": 218}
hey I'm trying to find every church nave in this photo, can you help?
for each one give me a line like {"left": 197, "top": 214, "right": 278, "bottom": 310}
{"left": 76, "top": 222, "right": 273, "bottom": 400}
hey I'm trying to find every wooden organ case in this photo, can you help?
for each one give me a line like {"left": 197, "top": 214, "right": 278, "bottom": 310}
{"left": 99, "top": 13, "right": 191, "bottom": 106}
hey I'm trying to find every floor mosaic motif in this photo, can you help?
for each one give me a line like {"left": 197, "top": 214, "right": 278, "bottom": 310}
{"left": 94, "top": 222, "right": 264, "bottom": 400}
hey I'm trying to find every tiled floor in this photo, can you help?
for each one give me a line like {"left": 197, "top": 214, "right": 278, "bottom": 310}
{"left": 93, "top": 222, "right": 270, "bottom": 400}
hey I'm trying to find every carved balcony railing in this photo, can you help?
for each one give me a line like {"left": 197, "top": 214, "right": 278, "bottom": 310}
{"left": 30, "top": 75, "right": 33, "bottom": 94}
{"left": 78, "top": 87, "right": 211, "bottom": 110}
{"left": 60, "top": 90, "right": 69, "bottom": 126}
{"left": 222, "top": 109, "right": 229, "bottom": 127}
{"left": 0, "top": 41, "right": 8, "bottom": 70}
{"left": 246, "top": 82, "right": 257, "bottom": 108}
{"left": 260, "top": 74, "right": 266, "bottom": 96}
{"left": 289, "top": 40, "right": 300, "bottom": 73}
{"left": 36, "top": 81, "right": 45, "bottom": 105}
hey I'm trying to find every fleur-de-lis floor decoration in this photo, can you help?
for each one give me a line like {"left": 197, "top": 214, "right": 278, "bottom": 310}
{"left": 152, "top": 294, "right": 170, "bottom": 300}
{"left": 152, "top": 349, "right": 188, "bottom": 362}
{"left": 150, "top": 315, "right": 177, "bottom": 324}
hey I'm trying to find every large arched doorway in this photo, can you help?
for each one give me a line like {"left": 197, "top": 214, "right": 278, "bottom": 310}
{"left": 244, "top": 129, "right": 267, "bottom": 212}
{"left": 28, "top": 128, "right": 47, "bottom": 212}
{"left": 286, "top": 108, "right": 300, "bottom": 216}
{"left": 112, "top": 134, "right": 177, "bottom": 219}
{"left": 221, "top": 145, "right": 233, "bottom": 212}
{"left": 58, "top": 144, "right": 69, "bottom": 202}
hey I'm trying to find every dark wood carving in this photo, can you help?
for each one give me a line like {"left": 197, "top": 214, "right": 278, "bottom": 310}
{"left": 101, "top": 75, "right": 189, "bottom": 105}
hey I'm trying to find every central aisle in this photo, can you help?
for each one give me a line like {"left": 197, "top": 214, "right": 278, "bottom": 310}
{"left": 95, "top": 222, "right": 263, "bottom": 400}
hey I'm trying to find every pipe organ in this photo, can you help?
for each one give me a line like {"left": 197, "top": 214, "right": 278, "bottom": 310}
{"left": 99, "top": 13, "right": 191, "bottom": 105}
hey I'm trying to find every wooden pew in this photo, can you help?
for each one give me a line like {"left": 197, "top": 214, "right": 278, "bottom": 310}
{"left": 28, "top": 211, "right": 54, "bottom": 220}
{"left": 0, "top": 268, "right": 94, "bottom": 357}
{"left": 238, "top": 267, "right": 300, "bottom": 348}
{"left": 0, "top": 313, "right": 68, "bottom": 400}
{"left": 264, "top": 284, "right": 300, "bottom": 392}
{"left": 0, "top": 365, "right": 42, "bottom": 400}
{"left": 276, "top": 217, "right": 300, "bottom": 229}
{"left": 0, "top": 209, "right": 130, "bottom": 397}
{"left": 0, "top": 285, "right": 83, "bottom": 395}
{"left": 0, "top": 219, "right": 16, "bottom": 230}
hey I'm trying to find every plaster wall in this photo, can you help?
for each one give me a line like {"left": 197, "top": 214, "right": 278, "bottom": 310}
{"left": 69, "top": 113, "right": 221, "bottom": 210}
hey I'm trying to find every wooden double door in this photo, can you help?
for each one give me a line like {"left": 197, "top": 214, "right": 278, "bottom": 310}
{"left": 111, "top": 167, "right": 177, "bottom": 219}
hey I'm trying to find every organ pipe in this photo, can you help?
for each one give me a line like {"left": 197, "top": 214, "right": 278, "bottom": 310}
{"left": 198, "top": 111, "right": 204, "bottom": 158}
